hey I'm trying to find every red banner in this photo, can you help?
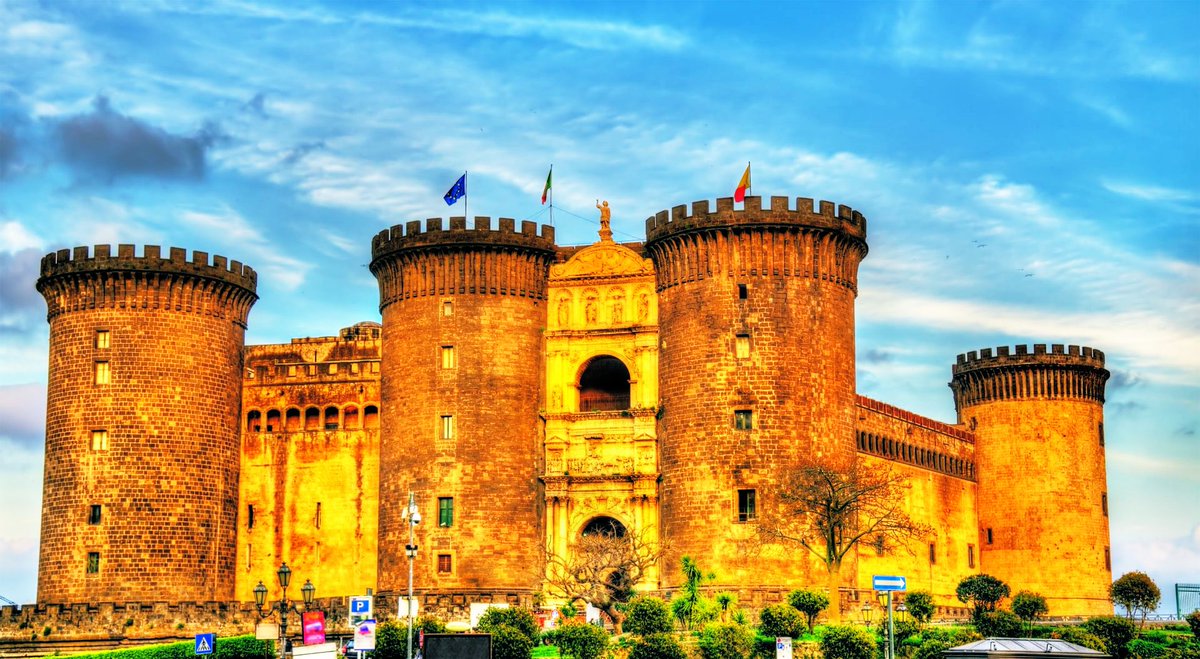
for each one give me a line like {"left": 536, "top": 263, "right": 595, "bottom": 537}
{"left": 302, "top": 611, "right": 326, "bottom": 646}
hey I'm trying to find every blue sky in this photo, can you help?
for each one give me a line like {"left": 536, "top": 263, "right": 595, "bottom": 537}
{"left": 0, "top": 0, "right": 1196, "bottom": 609}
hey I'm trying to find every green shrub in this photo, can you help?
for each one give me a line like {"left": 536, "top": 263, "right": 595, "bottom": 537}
{"left": 1187, "top": 610, "right": 1200, "bottom": 638}
{"left": 65, "top": 636, "right": 270, "bottom": 659}
{"left": 629, "top": 633, "right": 688, "bottom": 659}
{"left": 759, "top": 604, "right": 804, "bottom": 639}
{"left": 1128, "top": 639, "right": 1167, "bottom": 659}
{"left": 698, "top": 622, "right": 755, "bottom": 659}
{"left": 375, "top": 619, "right": 406, "bottom": 659}
{"left": 1012, "top": 592, "right": 1049, "bottom": 633}
{"left": 479, "top": 607, "right": 540, "bottom": 644}
{"left": 787, "top": 589, "right": 830, "bottom": 634}
{"left": 1052, "top": 627, "right": 1107, "bottom": 652}
{"left": 975, "top": 610, "right": 1021, "bottom": 638}
{"left": 1085, "top": 616, "right": 1138, "bottom": 659}
{"left": 490, "top": 624, "right": 535, "bottom": 659}
{"left": 820, "top": 625, "right": 878, "bottom": 659}
{"left": 551, "top": 620, "right": 609, "bottom": 659}
{"left": 913, "top": 639, "right": 952, "bottom": 659}
{"left": 213, "top": 636, "right": 273, "bottom": 659}
{"left": 905, "top": 592, "right": 935, "bottom": 626}
{"left": 891, "top": 620, "right": 920, "bottom": 645}
{"left": 625, "top": 596, "right": 674, "bottom": 636}
{"left": 414, "top": 614, "right": 448, "bottom": 634}
{"left": 921, "top": 627, "right": 982, "bottom": 646}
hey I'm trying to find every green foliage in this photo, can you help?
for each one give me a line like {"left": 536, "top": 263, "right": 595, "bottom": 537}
{"left": 1085, "top": 616, "right": 1138, "bottom": 659}
{"left": 624, "top": 596, "right": 674, "bottom": 636}
{"left": 759, "top": 604, "right": 805, "bottom": 639}
{"left": 1187, "top": 610, "right": 1200, "bottom": 638}
{"left": 213, "top": 636, "right": 273, "bottom": 659}
{"left": 698, "top": 622, "right": 755, "bottom": 659}
{"left": 919, "top": 626, "right": 982, "bottom": 646}
{"left": 676, "top": 556, "right": 717, "bottom": 630}
{"left": 629, "top": 633, "right": 688, "bottom": 659}
{"left": 1012, "top": 591, "right": 1049, "bottom": 633}
{"left": 489, "top": 624, "right": 535, "bottom": 659}
{"left": 1052, "top": 626, "right": 1107, "bottom": 652}
{"left": 414, "top": 614, "right": 447, "bottom": 634}
{"left": 904, "top": 592, "right": 935, "bottom": 626}
{"left": 42, "top": 626, "right": 52, "bottom": 637}
{"left": 956, "top": 574, "right": 1011, "bottom": 617}
{"left": 559, "top": 601, "right": 580, "bottom": 619}
{"left": 974, "top": 610, "right": 1022, "bottom": 638}
{"left": 913, "top": 640, "right": 951, "bottom": 659}
{"left": 672, "top": 594, "right": 718, "bottom": 630}
{"left": 1111, "top": 572, "right": 1162, "bottom": 628}
{"left": 820, "top": 625, "right": 878, "bottom": 659}
{"left": 788, "top": 589, "right": 830, "bottom": 633}
{"left": 891, "top": 620, "right": 920, "bottom": 645}
{"left": 64, "top": 636, "right": 271, "bottom": 659}
{"left": 374, "top": 619, "right": 406, "bottom": 659}
{"left": 479, "top": 607, "right": 540, "bottom": 644}
{"left": 550, "top": 620, "right": 609, "bottom": 659}
{"left": 1127, "top": 639, "right": 1167, "bottom": 659}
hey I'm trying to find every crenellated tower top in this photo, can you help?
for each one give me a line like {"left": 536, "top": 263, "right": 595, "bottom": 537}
{"left": 371, "top": 216, "right": 555, "bottom": 258}
{"left": 644, "top": 195, "right": 867, "bottom": 244}
{"left": 950, "top": 343, "right": 1110, "bottom": 412}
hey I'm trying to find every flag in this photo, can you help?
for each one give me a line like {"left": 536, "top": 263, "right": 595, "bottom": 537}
{"left": 541, "top": 166, "right": 552, "bottom": 205}
{"left": 444, "top": 173, "right": 466, "bottom": 206}
{"left": 734, "top": 162, "right": 751, "bottom": 202}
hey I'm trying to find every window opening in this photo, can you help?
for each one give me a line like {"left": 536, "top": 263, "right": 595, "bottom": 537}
{"left": 1105, "top": 546, "right": 1111, "bottom": 571}
{"left": 95, "top": 330, "right": 110, "bottom": 349}
{"left": 88, "top": 504, "right": 101, "bottom": 525}
{"left": 95, "top": 361, "right": 110, "bottom": 385}
{"left": 364, "top": 405, "right": 379, "bottom": 429}
{"left": 437, "top": 554, "right": 452, "bottom": 573}
{"left": 86, "top": 552, "right": 100, "bottom": 574}
{"left": 929, "top": 542, "right": 937, "bottom": 564}
{"left": 315, "top": 502, "right": 322, "bottom": 529}
{"left": 248, "top": 504, "right": 255, "bottom": 529}
{"left": 1101, "top": 493, "right": 1108, "bottom": 516}
{"left": 1099, "top": 422, "right": 1104, "bottom": 446}
{"left": 737, "top": 489, "right": 757, "bottom": 522}
{"left": 735, "top": 334, "right": 750, "bottom": 359}
{"left": 247, "top": 410, "right": 262, "bottom": 432}
{"left": 874, "top": 535, "right": 885, "bottom": 556}
{"left": 441, "top": 346, "right": 456, "bottom": 369}
{"left": 578, "top": 356, "right": 631, "bottom": 412}
{"left": 968, "top": 544, "right": 975, "bottom": 568}
{"left": 442, "top": 300, "right": 453, "bottom": 317}
{"left": 343, "top": 406, "right": 360, "bottom": 429}
{"left": 737, "top": 283, "right": 748, "bottom": 299}
{"left": 324, "top": 406, "right": 339, "bottom": 430}
{"left": 734, "top": 409, "right": 753, "bottom": 430}
{"left": 441, "top": 415, "right": 454, "bottom": 440}
{"left": 438, "top": 497, "right": 454, "bottom": 527}
{"left": 285, "top": 409, "right": 301, "bottom": 432}
{"left": 305, "top": 407, "right": 320, "bottom": 430}
{"left": 581, "top": 516, "right": 626, "bottom": 538}
{"left": 266, "top": 409, "right": 281, "bottom": 432}
{"left": 91, "top": 430, "right": 108, "bottom": 451}
{"left": 986, "top": 527, "right": 993, "bottom": 544}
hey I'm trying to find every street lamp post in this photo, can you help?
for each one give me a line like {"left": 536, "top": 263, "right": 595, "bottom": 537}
{"left": 254, "top": 563, "right": 316, "bottom": 659}
{"left": 404, "top": 493, "right": 420, "bottom": 659}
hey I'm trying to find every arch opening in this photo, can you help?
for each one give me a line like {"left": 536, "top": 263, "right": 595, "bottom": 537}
{"left": 578, "top": 356, "right": 631, "bottom": 412}
{"left": 581, "top": 516, "right": 626, "bottom": 538}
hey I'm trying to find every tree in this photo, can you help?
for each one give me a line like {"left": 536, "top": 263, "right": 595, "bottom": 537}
{"left": 758, "top": 603, "right": 804, "bottom": 638}
{"left": 673, "top": 556, "right": 716, "bottom": 630}
{"left": 955, "top": 574, "right": 1010, "bottom": 618}
{"left": 1083, "top": 616, "right": 1136, "bottom": 659}
{"left": 624, "top": 596, "right": 674, "bottom": 636}
{"left": 542, "top": 523, "right": 665, "bottom": 634}
{"left": 1011, "top": 591, "right": 1049, "bottom": 634}
{"left": 904, "top": 591, "right": 935, "bottom": 626}
{"left": 478, "top": 607, "right": 539, "bottom": 645}
{"left": 1110, "top": 571, "right": 1161, "bottom": 629}
{"left": 757, "top": 460, "right": 931, "bottom": 622}
{"left": 548, "top": 620, "right": 610, "bottom": 659}
{"left": 787, "top": 589, "right": 830, "bottom": 634}
{"left": 820, "top": 625, "right": 877, "bottom": 659}
{"left": 1186, "top": 609, "right": 1200, "bottom": 639}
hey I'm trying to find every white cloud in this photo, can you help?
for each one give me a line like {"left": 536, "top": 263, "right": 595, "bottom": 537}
{"left": 0, "top": 221, "right": 42, "bottom": 252}
{"left": 178, "top": 207, "right": 311, "bottom": 290}
{"left": 1103, "top": 181, "right": 1199, "bottom": 204}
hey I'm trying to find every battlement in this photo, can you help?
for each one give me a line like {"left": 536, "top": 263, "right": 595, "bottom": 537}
{"left": 371, "top": 216, "right": 556, "bottom": 259}
{"left": 953, "top": 344, "right": 1105, "bottom": 375}
{"left": 38, "top": 244, "right": 258, "bottom": 293}
{"left": 644, "top": 196, "right": 867, "bottom": 244}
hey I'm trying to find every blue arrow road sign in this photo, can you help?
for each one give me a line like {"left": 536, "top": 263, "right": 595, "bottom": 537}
{"left": 195, "top": 634, "right": 214, "bottom": 655}
{"left": 873, "top": 575, "right": 907, "bottom": 591}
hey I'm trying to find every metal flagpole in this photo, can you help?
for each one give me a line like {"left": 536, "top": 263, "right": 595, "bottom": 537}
{"left": 463, "top": 171, "right": 468, "bottom": 227}
{"left": 549, "top": 164, "right": 554, "bottom": 226}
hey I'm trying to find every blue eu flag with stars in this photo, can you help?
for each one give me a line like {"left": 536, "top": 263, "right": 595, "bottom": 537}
{"left": 444, "top": 174, "right": 466, "bottom": 206}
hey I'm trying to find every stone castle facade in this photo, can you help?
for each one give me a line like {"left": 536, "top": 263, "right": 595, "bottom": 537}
{"left": 31, "top": 194, "right": 1113, "bottom": 620}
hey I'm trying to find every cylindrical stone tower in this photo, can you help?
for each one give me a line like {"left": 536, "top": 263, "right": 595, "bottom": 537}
{"left": 370, "top": 217, "right": 556, "bottom": 598}
{"left": 950, "top": 344, "right": 1112, "bottom": 616}
{"left": 35, "top": 244, "right": 257, "bottom": 603}
{"left": 644, "top": 196, "right": 868, "bottom": 590}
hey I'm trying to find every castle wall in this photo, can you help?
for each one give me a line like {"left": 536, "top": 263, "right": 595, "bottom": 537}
{"left": 370, "top": 218, "right": 556, "bottom": 597}
{"left": 234, "top": 325, "right": 382, "bottom": 602}
{"left": 951, "top": 345, "right": 1112, "bottom": 617}
{"left": 644, "top": 197, "right": 868, "bottom": 590}
{"left": 35, "top": 245, "right": 256, "bottom": 604}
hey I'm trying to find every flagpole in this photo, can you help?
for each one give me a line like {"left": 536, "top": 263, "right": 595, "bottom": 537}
{"left": 549, "top": 164, "right": 554, "bottom": 226}
{"left": 747, "top": 161, "right": 751, "bottom": 198}
{"left": 463, "top": 170, "right": 468, "bottom": 227}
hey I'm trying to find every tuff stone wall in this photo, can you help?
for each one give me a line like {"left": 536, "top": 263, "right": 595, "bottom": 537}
{"left": 644, "top": 196, "right": 868, "bottom": 590}
{"left": 369, "top": 218, "right": 556, "bottom": 597}
{"left": 35, "top": 245, "right": 257, "bottom": 604}
{"left": 950, "top": 344, "right": 1112, "bottom": 616}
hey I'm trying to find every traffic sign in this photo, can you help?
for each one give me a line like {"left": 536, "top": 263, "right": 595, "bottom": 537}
{"left": 195, "top": 634, "right": 215, "bottom": 655}
{"left": 873, "top": 575, "right": 907, "bottom": 591}
{"left": 350, "top": 596, "right": 373, "bottom": 625}
{"left": 354, "top": 620, "right": 376, "bottom": 652}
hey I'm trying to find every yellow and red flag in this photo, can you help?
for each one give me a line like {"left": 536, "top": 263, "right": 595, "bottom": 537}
{"left": 734, "top": 162, "right": 751, "bottom": 202}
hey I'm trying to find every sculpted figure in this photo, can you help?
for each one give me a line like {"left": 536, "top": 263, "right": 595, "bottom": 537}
{"left": 557, "top": 295, "right": 571, "bottom": 327}
{"left": 585, "top": 296, "right": 598, "bottom": 324}
{"left": 596, "top": 199, "right": 613, "bottom": 241}
{"left": 637, "top": 292, "right": 650, "bottom": 322}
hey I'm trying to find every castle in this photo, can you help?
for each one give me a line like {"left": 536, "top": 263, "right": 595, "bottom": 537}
{"left": 32, "top": 194, "right": 1113, "bottom": 620}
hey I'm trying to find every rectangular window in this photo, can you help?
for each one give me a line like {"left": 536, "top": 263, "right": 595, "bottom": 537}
{"left": 248, "top": 504, "right": 255, "bottom": 529}
{"left": 287, "top": 365, "right": 297, "bottom": 377}
{"left": 86, "top": 552, "right": 100, "bottom": 574}
{"left": 438, "top": 497, "right": 454, "bottom": 527}
{"left": 928, "top": 542, "right": 937, "bottom": 564}
{"left": 1099, "top": 422, "right": 1105, "bottom": 447}
{"left": 874, "top": 535, "right": 885, "bottom": 556}
{"left": 441, "top": 415, "right": 454, "bottom": 440}
{"left": 95, "top": 330, "right": 110, "bottom": 349}
{"left": 88, "top": 504, "right": 102, "bottom": 525}
{"left": 442, "top": 300, "right": 453, "bottom": 317}
{"left": 968, "top": 544, "right": 975, "bottom": 568}
{"left": 441, "top": 346, "right": 456, "bottom": 369}
{"left": 734, "top": 410, "right": 753, "bottom": 430}
{"left": 986, "top": 527, "right": 993, "bottom": 544}
{"left": 735, "top": 334, "right": 750, "bottom": 359}
{"left": 1101, "top": 493, "right": 1108, "bottom": 516}
{"left": 328, "top": 363, "right": 338, "bottom": 375}
{"left": 91, "top": 430, "right": 108, "bottom": 451}
{"left": 94, "top": 361, "right": 110, "bottom": 385}
{"left": 736, "top": 489, "right": 757, "bottom": 522}
{"left": 1105, "top": 546, "right": 1111, "bottom": 571}
{"left": 737, "top": 283, "right": 748, "bottom": 299}
{"left": 315, "top": 502, "right": 322, "bottom": 529}
{"left": 437, "top": 554, "right": 453, "bottom": 574}
{"left": 351, "top": 362, "right": 360, "bottom": 374}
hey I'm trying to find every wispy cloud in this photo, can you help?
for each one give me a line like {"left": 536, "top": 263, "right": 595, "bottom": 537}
{"left": 178, "top": 207, "right": 311, "bottom": 290}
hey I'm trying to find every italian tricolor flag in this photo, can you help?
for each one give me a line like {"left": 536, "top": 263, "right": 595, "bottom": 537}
{"left": 734, "top": 162, "right": 751, "bottom": 202}
{"left": 541, "top": 166, "right": 552, "bottom": 204}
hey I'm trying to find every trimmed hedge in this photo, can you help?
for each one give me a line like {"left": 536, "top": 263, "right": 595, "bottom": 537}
{"left": 65, "top": 635, "right": 272, "bottom": 659}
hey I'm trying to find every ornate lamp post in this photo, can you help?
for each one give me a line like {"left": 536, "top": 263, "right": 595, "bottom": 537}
{"left": 404, "top": 493, "right": 420, "bottom": 659}
{"left": 254, "top": 563, "right": 316, "bottom": 659}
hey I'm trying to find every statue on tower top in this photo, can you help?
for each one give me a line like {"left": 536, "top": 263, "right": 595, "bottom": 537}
{"left": 596, "top": 199, "right": 613, "bottom": 242}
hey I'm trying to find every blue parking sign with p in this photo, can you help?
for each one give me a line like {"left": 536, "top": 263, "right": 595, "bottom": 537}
{"left": 195, "top": 633, "right": 214, "bottom": 655}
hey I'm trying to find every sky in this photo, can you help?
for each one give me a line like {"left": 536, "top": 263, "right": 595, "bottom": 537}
{"left": 0, "top": 0, "right": 1197, "bottom": 612}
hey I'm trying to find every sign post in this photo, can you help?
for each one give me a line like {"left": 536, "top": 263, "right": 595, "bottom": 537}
{"left": 776, "top": 636, "right": 793, "bottom": 659}
{"left": 873, "top": 576, "right": 907, "bottom": 659}
{"left": 195, "top": 634, "right": 215, "bottom": 656}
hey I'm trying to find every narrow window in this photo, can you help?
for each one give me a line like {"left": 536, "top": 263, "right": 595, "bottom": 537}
{"left": 1101, "top": 492, "right": 1108, "bottom": 516}
{"left": 441, "top": 346, "right": 456, "bottom": 369}
{"left": 287, "top": 365, "right": 297, "bottom": 377}
{"left": 874, "top": 535, "right": 885, "bottom": 556}
{"left": 315, "top": 502, "right": 322, "bottom": 529}
{"left": 350, "top": 362, "right": 360, "bottom": 374}
{"left": 90, "top": 430, "right": 108, "bottom": 451}
{"left": 968, "top": 544, "right": 975, "bottom": 568}
{"left": 94, "top": 361, "right": 110, "bottom": 385}
{"left": 95, "top": 330, "right": 110, "bottom": 349}
{"left": 328, "top": 363, "right": 338, "bottom": 375}
{"left": 736, "top": 489, "right": 757, "bottom": 522}
{"left": 441, "top": 415, "right": 454, "bottom": 440}
{"left": 247, "top": 504, "right": 255, "bottom": 529}
{"left": 442, "top": 300, "right": 453, "bottom": 317}
{"left": 737, "top": 283, "right": 748, "bottom": 299}
{"left": 735, "top": 334, "right": 750, "bottom": 359}
{"left": 86, "top": 552, "right": 100, "bottom": 574}
{"left": 986, "top": 527, "right": 993, "bottom": 544}
{"left": 1099, "top": 422, "right": 1104, "bottom": 447}
{"left": 324, "top": 406, "right": 339, "bottom": 430}
{"left": 88, "top": 504, "right": 102, "bottom": 525}
{"left": 437, "top": 554, "right": 452, "bottom": 574}
{"left": 438, "top": 497, "right": 454, "bottom": 527}
{"left": 928, "top": 542, "right": 937, "bottom": 564}
{"left": 1105, "top": 546, "right": 1111, "bottom": 571}
{"left": 734, "top": 409, "right": 753, "bottom": 431}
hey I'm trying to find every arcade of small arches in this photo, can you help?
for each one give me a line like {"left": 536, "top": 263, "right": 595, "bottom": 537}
{"left": 856, "top": 430, "right": 976, "bottom": 480}
{"left": 245, "top": 404, "right": 380, "bottom": 433}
